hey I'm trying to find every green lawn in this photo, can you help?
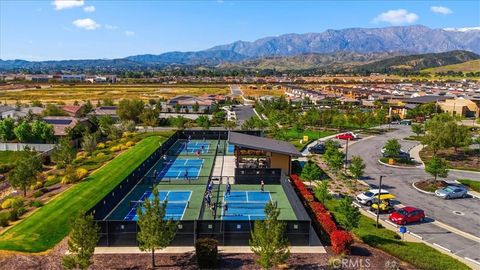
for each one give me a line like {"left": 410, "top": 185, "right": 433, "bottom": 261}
{"left": 324, "top": 199, "right": 469, "bottom": 270}
{"left": 0, "top": 133, "right": 172, "bottom": 252}
{"left": 0, "top": 151, "right": 25, "bottom": 164}
{"left": 277, "top": 129, "right": 336, "bottom": 150}
{"left": 458, "top": 179, "right": 480, "bottom": 193}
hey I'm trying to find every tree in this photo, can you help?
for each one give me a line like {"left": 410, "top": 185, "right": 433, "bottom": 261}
{"left": 13, "top": 121, "right": 32, "bottom": 142}
{"left": 52, "top": 137, "right": 75, "bottom": 169}
{"left": 314, "top": 181, "right": 331, "bottom": 204}
{"left": 81, "top": 132, "right": 97, "bottom": 155}
{"left": 196, "top": 115, "right": 211, "bottom": 130}
{"left": 171, "top": 116, "right": 187, "bottom": 129}
{"left": 98, "top": 115, "right": 115, "bottom": 136}
{"left": 140, "top": 108, "right": 159, "bottom": 128}
{"left": 43, "top": 104, "right": 68, "bottom": 117}
{"left": 443, "top": 122, "right": 471, "bottom": 152}
{"left": 8, "top": 147, "right": 42, "bottom": 196}
{"left": 117, "top": 99, "right": 145, "bottom": 123}
{"left": 411, "top": 124, "right": 424, "bottom": 136}
{"left": 137, "top": 188, "right": 177, "bottom": 268}
{"left": 223, "top": 120, "right": 236, "bottom": 130}
{"left": 62, "top": 214, "right": 99, "bottom": 270}
{"left": 301, "top": 161, "right": 322, "bottom": 186}
{"left": 0, "top": 118, "right": 15, "bottom": 142}
{"left": 193, "top": 102, "right": 200, "bottom": 113}
{"left": 31, "top": 120, "right": 54, "bottom": 142}
{"left": 338, "top": 196, "right": 361, "bottom": 230}
{"left": 383, "top": 139, "right": 401, "bottom": 158}
{"left": 250, "top": 201, "right": 290, "bottom": 269}
{"left": 348, "top": 155, "right": 365, "bottom": 179}
{"left": 324, "top": 143, "right": 345, "bottom": 172}
{"left": 425, "top": 156, "right": 449, "bottom": 181}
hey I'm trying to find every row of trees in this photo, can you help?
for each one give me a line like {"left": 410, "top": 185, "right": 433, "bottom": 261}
{"left": 0, "top": 118, "right": 54, "bottom": 143}
{"left": 422, "top": 114, "right": 472, "bottom": 154}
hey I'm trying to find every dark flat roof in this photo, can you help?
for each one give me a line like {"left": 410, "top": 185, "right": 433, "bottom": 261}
{"left": 228, "top": 132, "right": 302, "bottom": 157}
{"left": 403, "top": 95, "right": 452, "bottom": 104}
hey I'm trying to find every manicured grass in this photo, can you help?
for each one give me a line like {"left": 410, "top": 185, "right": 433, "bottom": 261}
{"left": 0, "top": 151, "right": 25, "bottom": 164}
{"left": 458, "top": 179, "right": 480, "bottom": 193}
{"left": 324, "top": 199, "right": 469, "bottom": 270}
{"left": 277, "top": 129, "right": 336, "bottom": 150}
{"left": 0, "top": 133, "right": 171, "bottom": 252}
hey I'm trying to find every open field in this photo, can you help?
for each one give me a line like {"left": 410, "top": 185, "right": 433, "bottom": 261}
{"left": 422, "top": 60, "right": 480, "bottom": 73}
{"left": 240, "top": 85, "right": 285, "bottom": 98}
{"left": 0, "top": 133, "right": 171, "bottom": 252}
{"left": 0, "top": 84, "right": 229, "bottom": 105}
{"left": 0, "top": 151, "right": 24, "bottom": 165}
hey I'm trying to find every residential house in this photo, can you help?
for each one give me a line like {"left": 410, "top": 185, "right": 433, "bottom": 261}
{"left": 61, "top": 105, "right": 84, "bottom": 117}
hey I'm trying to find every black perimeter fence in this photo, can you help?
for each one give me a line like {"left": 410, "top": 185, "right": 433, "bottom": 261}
{"left": 88, "top": 130, "right": 311, "bottom": 247}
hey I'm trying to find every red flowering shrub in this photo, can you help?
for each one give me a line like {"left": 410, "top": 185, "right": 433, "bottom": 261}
{"left": 331, "top": 230, "right": 354, "bottom": 254}
{"left": 316, "top": 212, "right": 337, "bottom": 235}
{"left": 291, "top": 174, "right": 314, "bottom": 202}
{"left": 309, "top": 201, "right": 327, "bottom": 214}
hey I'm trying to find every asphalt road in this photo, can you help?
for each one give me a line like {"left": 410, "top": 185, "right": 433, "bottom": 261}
{"left": 233, "top": 105, "right": 255, "bottom": 127}
{"left": 344, "top": 125, "right": 480, "bottom": 263}
{"left": 230, "top": 85, "right": 242, "bottom": 97}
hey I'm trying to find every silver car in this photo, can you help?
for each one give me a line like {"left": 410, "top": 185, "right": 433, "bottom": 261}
{"left": 435, "top": 186, "right": 468, "bottom": 199}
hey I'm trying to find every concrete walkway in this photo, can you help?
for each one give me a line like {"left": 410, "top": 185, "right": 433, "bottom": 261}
{"left": 409, "top": 144, "right": 425, "bottom": 168}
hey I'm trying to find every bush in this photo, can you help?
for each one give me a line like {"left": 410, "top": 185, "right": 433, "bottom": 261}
{"left": 195, "top": 238, "right": 219, "bottom": 269}
{"left": 122, "top": 131, "right": 131, "bottom": 138}
{"left": 331, "top": 230, "right": 354, "bottom": 255}
{"left": 30, "top": 181, "right": 43, "bottom": 190}
{"left": 125, "top": 141, "right": 135, "bottom": 147}
{"left": 96, "top": 152, "right": 106, "bottom": 158}
{"left": 110, "top": 146, "right": 121, "bottom": 152}
{"left": 0, "top": 163, "right": 15, "bottom": 173}
{"left": 32, "top": 190, "right": 44, "bottom": 198}
{"left": 0, "top": 212, "right": 9, "bottom": 227}
{"left": 317, "top": 212, "right": 337, "bottom": 235}
{"left": 96, "top": 142, "right": 106, "bottom": 149}
{"left": 291, "top": 174, "right": 314, "bottom": 202}
{"left": 120, "top": 144, "right": 128, "bottom": 150}
{"left": 76, "top": 152, "right": 86, "bottom": 158}
{"left": 1, "top": 197, "right": 23, "bottom": 210}
{"left": 44, "top": 175, "right": 61, "bottom": 187}
{"left": 75, "top": 168, "right": 89, "bottom": 180}
{"left": 29, "top": 200, "right": 44, "bottom": 208}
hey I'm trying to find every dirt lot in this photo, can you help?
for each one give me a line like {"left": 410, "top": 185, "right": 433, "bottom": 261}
{"left": 0, "top": 239, "right": 414, "bottom": 270}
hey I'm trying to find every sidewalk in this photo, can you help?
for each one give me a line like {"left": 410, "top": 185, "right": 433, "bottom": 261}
{"left": 95, "top": 245, "right": 326, "bottom": 254}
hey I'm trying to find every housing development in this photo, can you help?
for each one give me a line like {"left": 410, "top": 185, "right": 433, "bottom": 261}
{"left": 0, "top": 1, "right": 479, "bottom": 270}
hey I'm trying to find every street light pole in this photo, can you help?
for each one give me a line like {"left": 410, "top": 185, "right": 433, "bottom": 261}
{"left": 376, "top": 175, "right": 384, "bottom": 228}
{"left": 344, "top": 138, "right": 349, "bottom": 174}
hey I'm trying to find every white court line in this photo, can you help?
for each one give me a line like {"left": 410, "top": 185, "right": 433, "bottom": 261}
{"left": 246, "top": 191, "right": 249, "bottom": 203}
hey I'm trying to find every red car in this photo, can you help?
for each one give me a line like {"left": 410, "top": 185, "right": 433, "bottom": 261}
{"left": 389, "top": 206, "right": 425, "bottom": 225}
{"left": 335, "top": 132, "right": 358, "bottom": 140}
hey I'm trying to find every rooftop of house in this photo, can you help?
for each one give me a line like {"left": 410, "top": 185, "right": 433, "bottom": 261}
{"left": 61, "top": 105, "right": 83, "bottom": 114}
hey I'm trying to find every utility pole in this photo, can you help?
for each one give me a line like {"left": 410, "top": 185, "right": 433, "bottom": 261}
{"left": 376, "top": 175, "right": 384, "bottom": 228}
{"left": 344, "top": 138, "right": 349, "bottom": 174}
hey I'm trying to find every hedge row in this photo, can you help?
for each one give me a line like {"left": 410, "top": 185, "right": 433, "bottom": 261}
{"left": 290, "top": 174, "right": 353, "bottom": 254}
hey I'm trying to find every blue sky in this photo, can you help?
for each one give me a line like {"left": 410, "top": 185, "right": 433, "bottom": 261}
{"left": 1, "top": 0, "right": 479, "bottom": 60}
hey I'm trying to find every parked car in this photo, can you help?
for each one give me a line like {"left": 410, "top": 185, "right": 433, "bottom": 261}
{"left": 435, "top": 185, "right": 468, "bottom": 199}
{"left": 389, "top": 206, "right": 425, "bottom": 225}
{"left": 356, "top": 189, "right": 390, "bottom": 206}
{"left": 381, "top": 148, "right": 411, "bottom": 159}
{"left": 309, "top": 143, "right": 326, "bottom": 154}
{"left": 399, "top": 120, "right": 412, "bottom": 125}
{"left": 336, "top": 132, "right": 358, "bottom": 140}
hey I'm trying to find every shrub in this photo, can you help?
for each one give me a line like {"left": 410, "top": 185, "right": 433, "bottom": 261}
{"left": 96, "top": 142, "right": 106, "bottom": 149}
{"left": 122, "top": 131, "right": 131, "bottom": 138}
{"left": 125, "top": 141, "right": 135, "bottom": 147}
{"left": 44, "top": 175, "right": 61, "bottom": 187}
{"left": 29, "top": 200, "right": 44, "bottom": 208}
{"left": 0, "top": 163, "right": 15, "bottom": 173}
{"left": 30, "top": 181, "right": 43, "bottom": 190}
{"left": 96, "top": 152, "right": 106, "bottom": 158}
{"left": 309, "top": 201, "right": 327, "bottom": 214}
{"left": 331, "top": 230, "right": 354, "bottom": 255}
{"left": 110, "top": 146, "right": 121, "bottom": 152}
{"left": 32, "top": 190, "right": 44, "bottom": 198}
{"left": 120, "top": 144, "right": 128, "bottom": 150}
{"left": 291, "top": 174, "right": 314, "bottom": 202}
{"left": 0, "top": 212, "right": 9, "bottom": 227}
{"left": 195, "top": 238, "right": 219, "bottom": 269}
{"left": 76, "top": 152, "right": 86, "bottom": 158}
{"left": 75, "top": 168, "right": 89, "bottom": 180}
{"left": 1, "top": 197, "right": 23, "bottom": 210}
{"left": 317, "top": 212, "right": 337, "bottom": 235}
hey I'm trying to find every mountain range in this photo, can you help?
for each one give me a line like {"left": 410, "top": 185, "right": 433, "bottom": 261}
{"left": 1, "top": 25, "right": 479, "bottom": 73}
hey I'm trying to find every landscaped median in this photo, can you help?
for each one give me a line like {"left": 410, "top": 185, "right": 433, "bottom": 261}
{"left": 0, "top": 133, "right": 171, "bottom": 253}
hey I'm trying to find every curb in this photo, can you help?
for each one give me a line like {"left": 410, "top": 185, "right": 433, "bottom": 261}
{"left": 408, "top": 231, "right": 423, "bottom": 240}
{"left": 377, "top": 159, "right": 422, "bottom": 169}
{"left": 454, "top": 180, "right": 480, "bottom": 199}
{"left": 449, "top": 168, "right": 480, "bottom": 174}
{"left": 411, "top": 181, "right": 436, "bottom": 195}
{"left": 432, "top": 243, "right": 452, "bottom": 253}
{"left": 464, "top": 257, "right": 480, "bottom": 266}
{"left": 384, "top": 219, "right": 398, "bottom": 228}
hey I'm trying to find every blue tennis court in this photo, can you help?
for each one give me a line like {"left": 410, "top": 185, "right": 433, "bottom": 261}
{"left": 157, "top": 158, "right": 203, "bottom": 180}
{"left": 227, "top": 143, "right": 234, "bottom": 154}
{"left": 175, "top": 140, "right": 210, "bottom": 154}
{"left": 124, "top": 190, "right": 192, "bottom": 221}
{"left": 221, "top": 191, "right": 272, "bottom": 220}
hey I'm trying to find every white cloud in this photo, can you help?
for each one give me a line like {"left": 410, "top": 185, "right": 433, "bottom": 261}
{"left": 52, "top": 0, "right": 84, "bottom": 10}
{"left": 72, "top": 18, "right": 100, "bottom": 30}
{"left": 125, "top": 31, "right": 135, "bottom": 37}
{"left": 83, "top": 5, "right": 95, "bottom": 13}
{"left": 373, "top": 9, "right": 419, "bottom": 25}
{"left": 105, "top": 24, "right": 118, "bottom": 30}
{"left": 443, "top": 26, "right": 480, "bottom": 32}
{"left": 431, "top": 6, "right": 452, "bottom": 15}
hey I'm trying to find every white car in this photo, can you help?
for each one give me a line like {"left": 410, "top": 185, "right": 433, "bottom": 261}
{"left": 356, "top": 189, "right": 390, "bottom": 206}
